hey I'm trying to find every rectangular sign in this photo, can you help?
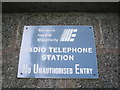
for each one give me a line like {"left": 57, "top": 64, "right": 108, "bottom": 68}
{"left": 17, "top": 26, "right": 98, "bottom": 78}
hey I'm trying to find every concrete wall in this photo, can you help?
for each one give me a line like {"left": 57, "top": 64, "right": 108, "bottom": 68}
{"left": 2, "top": 2, "right": 119, "bottom": 13}
{"left": 2, "top": 12, "right": 119, "bottom": 88}
{"left": 1, "top": 0, "right": 120, "bottom": 2}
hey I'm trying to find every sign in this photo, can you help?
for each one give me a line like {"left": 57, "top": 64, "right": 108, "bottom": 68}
{"left": 17, "top": 26, "right": 98, "bottom": 78}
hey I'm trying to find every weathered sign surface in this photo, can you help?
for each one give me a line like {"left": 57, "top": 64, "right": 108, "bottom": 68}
{"left": 17, "top": 26, "right": 98, "bottom": 78}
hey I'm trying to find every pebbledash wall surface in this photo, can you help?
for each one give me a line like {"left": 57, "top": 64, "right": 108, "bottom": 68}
{"left": 2, "top": 2, "right": 119, "bottom": 88}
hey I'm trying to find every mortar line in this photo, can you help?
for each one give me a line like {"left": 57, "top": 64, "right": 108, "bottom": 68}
{"left": 98, "top": 20, "right": 105, "bottom": 48}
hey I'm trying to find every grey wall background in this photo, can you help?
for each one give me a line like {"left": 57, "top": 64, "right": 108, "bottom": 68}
{"left": 2, "top": 2, "right": 119, "bottom": 13}
{"left": 2, "top": 12, "right": 119, "bottom": 88}
{"left": 1, "top": 0, "right": 120, "bottom": 2}
{"left": 0, "top": 2, "right": 2, "bottom": 90}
